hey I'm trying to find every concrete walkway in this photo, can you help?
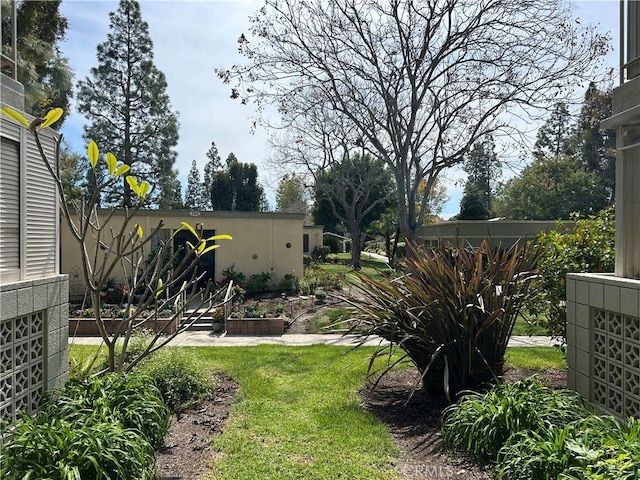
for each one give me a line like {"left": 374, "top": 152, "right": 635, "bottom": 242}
{"left": 70, "top": 332, "right": 557, "bottom": 348}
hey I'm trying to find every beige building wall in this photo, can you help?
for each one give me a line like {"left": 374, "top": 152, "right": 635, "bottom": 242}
{"left": 303, "top": 225, "right": 324, "bottom": 254}
{"left": 418, "top": 220, "right": 573, "bottom": 250}
{"left": 61, "top": 209, "right": 305, "bottom": 290}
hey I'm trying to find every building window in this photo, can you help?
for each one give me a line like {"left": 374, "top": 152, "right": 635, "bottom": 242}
{"left": 303, "top": 234, "right": 309, "bottom": 253}
{"left": 0, "top": 137, "right": 20, "bottom": 278}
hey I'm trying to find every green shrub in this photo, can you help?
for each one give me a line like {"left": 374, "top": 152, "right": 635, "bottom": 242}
{"left": 311, "top": 245, "right": 331, "bottom": 262}
{"left": 531, "top": 208, "right": 614, "bottom": 339}
{"left": 315, "top": 289, "right": 327, "bottom": 302}
{"left": 45, "top": 372, "right": 170, "bottom": 448}
{"left": 0, "top": 416, "right": 157, "bottom": 480}
{"left": 278, "top": 273, "right": 299, "bottom": 293}
{"left": 496, "top": 416, "right": 640, "bottom": 480}
{"left": 1, "top": 372, "right": 168, "bottom": 479}
{"left": 246, "top": 272, "right": 271, "bottom": 294}
{"left": 441, "top": 377, "right": 589, "bottom": 464}
{"left": 348, "top": 240, "right": 537, "bottom": 399}
{"left": 137, "top": 348, "right": 213, "bottom": 412}
{"left": 222, "top": 263, "right": 246, "bottom": 286}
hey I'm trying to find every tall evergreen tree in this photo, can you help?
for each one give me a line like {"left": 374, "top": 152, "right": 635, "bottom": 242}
{"left": 575, "top": 82, "right": 615, "bottom": 203}
{"left": 462, "top": 136, "right": 501, "bottom": 215}
{"left": 202, "top": 142, "right": 221, "bottom": 210}
{"left": 3, "top": 0, "right": 73, "bottom": 128}
{"left": 76, "top": 0, "right": 179, "bottom": 207}
{"left": 207, "top": 153, "right": 265, "bottom": 212}
{"left": 184, "top": 160, "right": 209, "bottom": 210}
{"left": 533, "top": 103, "right": 574, "bottom": 160}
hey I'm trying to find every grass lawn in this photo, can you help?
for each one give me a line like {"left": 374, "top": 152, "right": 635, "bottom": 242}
{"left": 68, "top": 344, "right": 565, "bottom": 479}
{"left": 318, "top": 253, "right": 393, "bottom": 284}
{"left": 505, "top": 346, "right": 566, "bottom": 370}
{"left": 307, "top": 307, "right": 352, "bottom": 333}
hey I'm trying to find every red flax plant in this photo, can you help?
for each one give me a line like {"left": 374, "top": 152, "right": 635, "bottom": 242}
{"left": 346, "top": 240, "right": 538, "bottom": 401}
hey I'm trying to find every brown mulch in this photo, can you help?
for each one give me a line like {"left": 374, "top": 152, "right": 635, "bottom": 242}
{"left": 156, "top": 373, "right": 239, "bottom": 480}
{"left": 360, "top": 367, "right": 567, "bottom": 480}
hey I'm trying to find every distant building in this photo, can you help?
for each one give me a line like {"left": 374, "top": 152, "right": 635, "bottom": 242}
{"left": 61, "top": 209, "right": 307, "bottom": 300}
{"left": 417, "top": 219, "right": 573, "bottom": 250}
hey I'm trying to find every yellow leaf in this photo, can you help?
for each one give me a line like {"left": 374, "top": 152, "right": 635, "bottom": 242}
{"left": 106, "top": 152, "right": 117, "bottom": 176}
{"left": 136, "top": 225, "right": 143, "bottom": 238}
{"left": 126, "top": 176, "right": 141, "bottom": 196}
{"left": 205, "top": 234, "right": 233, "bottom": 241}
{"left": 200, "top": 245, "right": 221, "bottom": 256}
{"left": 196, "top": 239, "right": 206, "bottom": 254}
{"left": 40, "top": 108, "right": 64, "bottom": 129}
{"left": 186, "top": 241, "right": 195, "bottom": 250}
{"left": 115, "top": 164, "right": 130, "bottom": 176}
{"left": 139, "top": 181, "right": 150, "bottom": 197}
{"left": 156, "top": 279, "right": 164, "bottom": 298}
{"left": 180, "top": 222, "right": 199, "bottom": 239}
{"left": 87, "top": 141, "right": 99, "bottom": 168}
{"left": 1, "top": 107, "right": 29, "bottom": 128}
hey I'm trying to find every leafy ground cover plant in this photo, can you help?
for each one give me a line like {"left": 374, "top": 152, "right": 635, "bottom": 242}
{"left": 0, "top": 415, "right": 157, "bottom": 480}
{"left": 496, "top": 415, "right": 640, "bottom": 480}
{"left": 0, "top": 372, "right": 169, "bottom": 479}
{"left": 441, "top": 377, "right": 589, "bottom": 464}
{"left": 136, "top": 347, "right": 213, "bottom": 412}
{"left": 346, "top": 240, "right": 538, "bottom": 400}
{"left": 43, "top": 372, "right": 170, "bottom": 448}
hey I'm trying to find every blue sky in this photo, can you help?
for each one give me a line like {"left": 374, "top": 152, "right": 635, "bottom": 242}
{"left": 58, "top": 0, "right": 620, "bottom": 218}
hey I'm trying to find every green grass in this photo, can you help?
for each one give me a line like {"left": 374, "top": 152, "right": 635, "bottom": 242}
{"left": 68, "top": 343, "right": 566, "bottom": 479}
{"left": 505, "top": 347, "right": 566, "bottom": 370}
{"left": 319, "top": 253, "right": 393, "bottom": 284}
{"left": 70, "top": 344, "right": 401, "bottom": 480}
{"left": 307, "top": 307, "right": 352, "bottom": 333}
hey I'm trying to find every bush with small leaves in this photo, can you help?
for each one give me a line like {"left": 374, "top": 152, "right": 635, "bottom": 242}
{"left": 136, "top": 348, "right": 213, "bottom": 413}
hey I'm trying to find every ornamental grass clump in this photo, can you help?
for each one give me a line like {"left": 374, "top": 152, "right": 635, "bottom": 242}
{"left": 441, "top": 377, "right": 590, "bottom": 464}
{"left": 347, "top": 240, "right": 537, "bottom": 400}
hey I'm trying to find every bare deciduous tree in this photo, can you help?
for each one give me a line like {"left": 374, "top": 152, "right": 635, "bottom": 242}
{"left": 217, "top": 0, "right": 610, "bottom": 241}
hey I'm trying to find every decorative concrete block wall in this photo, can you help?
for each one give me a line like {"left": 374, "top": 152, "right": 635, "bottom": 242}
{"left": 0, "top": 275, "right": 69, "bottom": 421}
{"left": 567, "top": 272, "right": 640, "bottom": 418}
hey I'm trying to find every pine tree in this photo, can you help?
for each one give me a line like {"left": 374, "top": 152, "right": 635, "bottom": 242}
{"left": 184, "top": 160, "right": 208, "bottom": 210}
{"left": 76, "top": 0, "right": 180, "bottom": 207}
{"left": 10, "top": 0, "right": 73, "bottom": 128}
{"left": 533, "top": 103, "right": 574, "bottom": 160}
{"left": 463, "top": 136, "right": 501, "bottom": 214}
{"left": 575, "top": 82, "right": 615, "bottom": 203}
{"left": 202, "top": 142, "right": 221, "bottom": 210}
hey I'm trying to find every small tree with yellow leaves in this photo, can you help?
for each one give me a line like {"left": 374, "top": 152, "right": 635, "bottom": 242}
{"left": 2, "top": 107, "right": 232, "bottom": 372}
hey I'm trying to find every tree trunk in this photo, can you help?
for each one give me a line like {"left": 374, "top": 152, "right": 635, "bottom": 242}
{"left": 351, "top": 232, "right": 362, "bottom": 270}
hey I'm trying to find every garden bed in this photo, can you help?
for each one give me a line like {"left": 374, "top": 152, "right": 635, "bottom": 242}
{"left": 69, "top": 316, "right": 179, "bottom": 336}
{"left": 226, "top": 318, "right": 285, "bottom": 335}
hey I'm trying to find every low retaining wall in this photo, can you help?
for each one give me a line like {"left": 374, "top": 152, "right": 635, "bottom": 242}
{"left": 69, "top": 317, "right": 179, "bottom": 336}
{"left": 226, "top": 318, "right": 285, "bottom": 335}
